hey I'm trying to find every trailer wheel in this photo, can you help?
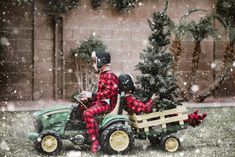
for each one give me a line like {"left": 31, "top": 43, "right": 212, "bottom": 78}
{"left": 159, "top": 135, "right": 180, "bottom": 152}
{"left": 35, "top": 130, "right": 62, "bottom": 155}
{"left": 101, "top": 123, "right": 133, "bottom": 154}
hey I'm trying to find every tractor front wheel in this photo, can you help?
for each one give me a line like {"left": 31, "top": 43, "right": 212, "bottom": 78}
{"left": 35, "top": 130, "right": 63, "bottom": 155}
{"left": 101, "top": 123, "right": 134, "bottom": 154}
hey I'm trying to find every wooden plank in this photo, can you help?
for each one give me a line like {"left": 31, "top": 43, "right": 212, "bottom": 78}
{"left": 161, "top": 115, "right": 166, "bottom": 129}
{"left": 133, "top": 114, "right": 188, "bottom": 129}
{"left": 178, "top": 113, "right": 185, "bottom": 125}
{"left": 143, "top": 120, "right": 149, "bottom": 132}
{"left": 132, "top": 106, "right": 187, "bottom": 121}
{"left": 129, "top": 114, "right": 138, "bottom": 122}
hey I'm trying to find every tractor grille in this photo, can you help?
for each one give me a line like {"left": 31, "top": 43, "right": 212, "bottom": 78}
{"left": 33, "top": 117, "right": 43, "bottom": 133}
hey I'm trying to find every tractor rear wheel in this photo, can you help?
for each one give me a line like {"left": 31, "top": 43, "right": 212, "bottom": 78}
{"left": 101, "top": 123, "right": 134, "bottom": 154}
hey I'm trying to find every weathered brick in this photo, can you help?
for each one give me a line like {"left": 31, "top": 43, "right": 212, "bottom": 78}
{"left": 72, "top": 29, "right": 94, "bottom": 40}
{"left": 34, "top": 50, "right": 53, "bottom": 62}
{"left": 34, "top": 71, "right": 54, "bottom": 84}
{"left": 15, "top": 62, "right": 33, "bottom": 72}
{"left": 34, "top": 26, "right": 53, "bottom": 40}
{"left": 17, "top": 39, "right": 32, "bottom": 51}
{"left": 34, "top": 61, "right": 54, "bottom": 74}
{"left": 34, "top": 39, "right": 53, "bottom": 51}
{"left": 65, "top": 40, "right": 77, "bottom": 57}
{"left": 64, "top": 30, "right": 73, "bottom": 40}
{"left": 18, "top": 17, "right": 33, "bottom": 28}
{"left": 65, "top": 83, "right": 78, "bottom": 98}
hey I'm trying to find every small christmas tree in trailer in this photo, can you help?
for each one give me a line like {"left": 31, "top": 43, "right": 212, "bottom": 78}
{"left": 136, "top": 0, "right": 179, "bottom": 111}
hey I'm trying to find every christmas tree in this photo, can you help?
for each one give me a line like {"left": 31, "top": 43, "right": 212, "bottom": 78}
{"left": 136, "top": 0, "right": 179, "bottom": 110}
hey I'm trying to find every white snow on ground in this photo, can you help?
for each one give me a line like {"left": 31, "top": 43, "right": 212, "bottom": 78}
{"left": 0, "top": 140, "right": 10, "bottom": 151}
{"left": 67, "top": 151, "right": 81, "bottom": 157}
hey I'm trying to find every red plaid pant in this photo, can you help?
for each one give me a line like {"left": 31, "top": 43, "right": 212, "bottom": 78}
{"left": 82, "top": 101, "right": 110, "bottom": 141}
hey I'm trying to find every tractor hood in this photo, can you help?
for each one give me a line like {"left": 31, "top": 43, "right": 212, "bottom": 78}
{"left": 33, "top": 105, "right": 71, "bottom": 119}
{"left": 32, "top": 105, "right": 73, "bottom": 134}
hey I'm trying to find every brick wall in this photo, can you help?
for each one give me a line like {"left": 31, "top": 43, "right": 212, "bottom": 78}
{"left": 0, "top": 1, "right": 33, "bottom": 100}
{"left": 0, "top": 0, "right": 234, "bottom": 101}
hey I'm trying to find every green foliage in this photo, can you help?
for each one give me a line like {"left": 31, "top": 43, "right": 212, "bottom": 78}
{"left": 216, "top": 0, "right": 235, "bottom": 19}
{"left": 15, "top": 0, "right": 33, "bottom": 5}
{"left": 136, "top": 0, "right": 179, "bottom": 110}
{"left": 185, "top": 14, "right": 227, "bottom": 41}
{"left": 90, "top": 0, "right": 103, "bottom": 9}
{"left": 71, "top": 36, "right": 107, "bottom": 63}
{"left": 110, "top": 0, "right": 136, "bottom": 12}
{"left": 169, "top": 9, "right": 207, "bottom": 40}
{"left": 46, "top": 0, "right": 80, "bottom": 15}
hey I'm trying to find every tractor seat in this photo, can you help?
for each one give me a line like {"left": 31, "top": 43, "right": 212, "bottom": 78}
{"left": 106, "top": 94, "right": 121, "bottom": 116}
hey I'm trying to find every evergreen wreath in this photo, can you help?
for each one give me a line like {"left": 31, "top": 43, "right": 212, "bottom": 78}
{"left": 90, "top": 0, "right": 136, "bottom": 12}
{"left": 110, "top": 0, "right": 136, "bottom": 12}
{"left": 46, "top": 0, "right": 80, "bottom": 15}
{"left": 71, "top": 36, "right": 107, "bottom": 63}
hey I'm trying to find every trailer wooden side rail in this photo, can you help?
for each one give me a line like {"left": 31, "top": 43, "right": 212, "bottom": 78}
{"left": 129, "top": 106, "right": 188, "bottom": 133}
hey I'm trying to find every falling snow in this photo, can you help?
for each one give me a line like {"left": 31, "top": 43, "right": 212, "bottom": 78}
{"left": 210, "top": 62, "right": 217, "bottom": 69}
{"left": 191, "top": 85, "right": 199, "bottom": 92}
{"left": 0, "top": 37, "right": 10, "bottom": 46}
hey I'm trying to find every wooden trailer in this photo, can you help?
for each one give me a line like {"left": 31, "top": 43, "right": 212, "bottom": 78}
{"left": 129, "top": 105, "right": 189, "bottom": 152}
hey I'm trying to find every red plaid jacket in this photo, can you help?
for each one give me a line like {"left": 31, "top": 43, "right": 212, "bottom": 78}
{"left": 92, "top": 71, "right": 118, "bottom": 110}
{"left": 124, "top": 95, "right": 153, "bottom": 114}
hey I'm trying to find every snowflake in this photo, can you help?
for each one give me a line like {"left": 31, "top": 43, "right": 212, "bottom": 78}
{"left": 210, "top": 63, "right": 217, "bottom": 69}
{"left": 68, "top": 69, "right": 73, "bottom": 73}
{"left": 13, "top": 29, "right": 19, "bottom": 34}
{"left": 21, "top": 57, "right": 26, "bottom": 62}
{"left": 138, "top": 2, "right": 143, "bottom": 6}
{"left": 142, "top": 39, "right": 148, "bottom": 45}
{"left": 191, "top": 85, "right": 199, "bottom": 92}
{"left": 0, "top": 37, "right": 10, "bottom": 46}
{"left": 233, "top": 61, "right": 235, "bottom": 67}
{"left": 183, "top": 82, "right": 187, "bottom": 86}
{"left": 195, "top": 149, "right": 200, "bottom": 153}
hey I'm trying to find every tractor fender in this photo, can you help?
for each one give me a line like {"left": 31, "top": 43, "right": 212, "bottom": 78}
{"left": 100, "top": 115, "right": 130, "bottom": 132}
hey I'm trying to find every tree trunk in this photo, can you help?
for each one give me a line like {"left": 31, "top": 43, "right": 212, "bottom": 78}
{"left": 194, "top": 42, "right": 234, "bottom": 102}
{"left": 170, "top": 39, "right": 183, "bottom": 73}
{"left": 186, "top": 40, "right": 201, "bottom": 99}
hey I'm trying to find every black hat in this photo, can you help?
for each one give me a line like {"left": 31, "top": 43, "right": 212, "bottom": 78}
{"left": 118, "top": 74, "right": 135, "bottom": 93}
{"left": 92, "top": 49, "right": 111, "bottom": 70}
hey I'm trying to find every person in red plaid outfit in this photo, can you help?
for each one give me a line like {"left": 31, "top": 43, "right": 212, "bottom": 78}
{"left": 118, "top": 74, "right": 159, "bottom": 115}
{"left": 80, "top": 50, "right": 118, "bottom": 154}
{"left": 118, "top": 74, "right": 207, "bottom": 126}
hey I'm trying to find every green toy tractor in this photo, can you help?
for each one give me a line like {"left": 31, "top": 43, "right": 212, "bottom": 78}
{"left": 27, "top": 95, "right": 134, "bottom": 155}
{"left": 28, "top": 93, "right": 191, "bottom": 155}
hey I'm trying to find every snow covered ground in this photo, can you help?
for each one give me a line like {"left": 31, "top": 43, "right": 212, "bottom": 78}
{"left": 0, "top": 104, "right": 235, "bottom": 157}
